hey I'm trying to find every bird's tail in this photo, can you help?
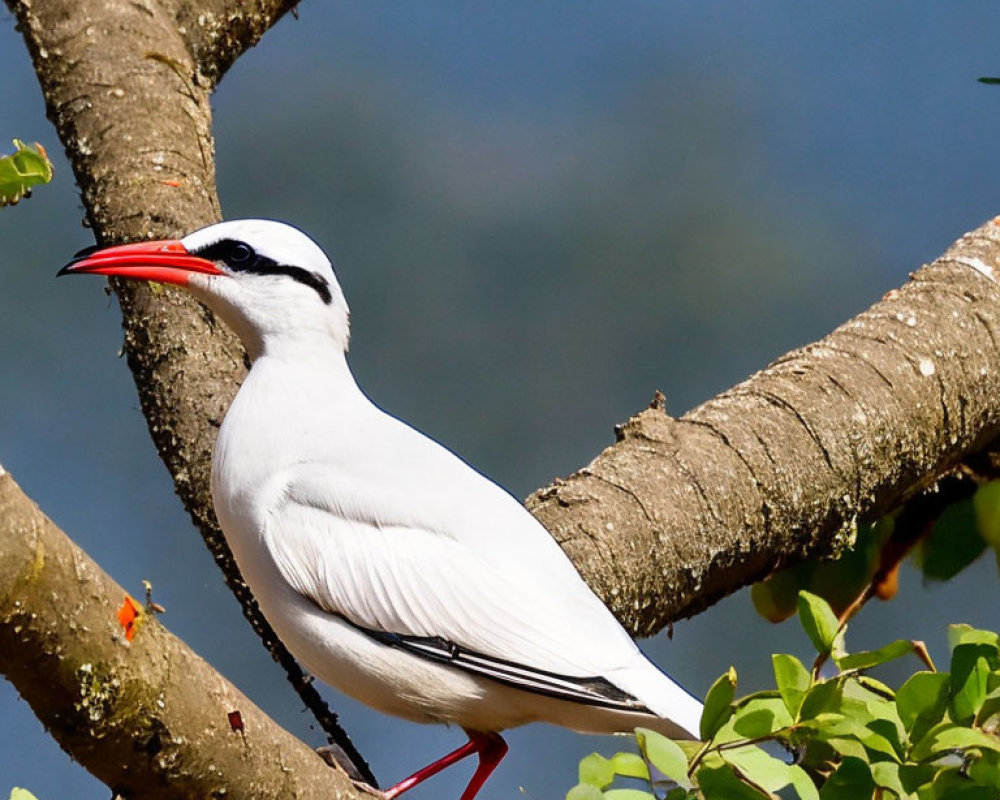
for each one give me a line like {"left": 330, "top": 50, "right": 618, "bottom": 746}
{"left": 609, "top": 659, "right": 703, "bottom": 740}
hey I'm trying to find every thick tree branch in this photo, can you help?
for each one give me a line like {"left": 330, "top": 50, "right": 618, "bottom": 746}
{"left": 527, "top": 224, "right": 1000, "bottom": 635}
{"left": 0, "top": 465, "right": 353, "bottom": 799}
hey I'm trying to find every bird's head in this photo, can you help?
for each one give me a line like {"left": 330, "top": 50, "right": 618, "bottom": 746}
{"left": 60, "top": 219, "right": 350, "bottom": 359}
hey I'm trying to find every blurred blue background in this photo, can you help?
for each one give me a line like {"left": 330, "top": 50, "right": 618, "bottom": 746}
{"left": 2, "top": 3, "right": 1000, "bottom": 798}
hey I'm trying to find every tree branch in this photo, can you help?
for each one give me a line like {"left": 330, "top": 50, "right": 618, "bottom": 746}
{"left": 176, "top": 0, "right": 302, "bottom": 83}
{"left": 4, "top": 0, "right": 373, "bottom": 781}
{"left": 0, "top": 465, "right": 354, "bottom": 799}
{"left": 527, "top": 225, "right": 1000, "bottom": 634}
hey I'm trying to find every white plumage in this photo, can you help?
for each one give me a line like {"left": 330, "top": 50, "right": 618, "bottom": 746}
{"left": 62, "top": 219, "right": 703, "bottom": 799}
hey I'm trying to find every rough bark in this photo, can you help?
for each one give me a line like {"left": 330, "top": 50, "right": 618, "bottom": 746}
{"left": 0, "top": 466, "right": 353, "bottom": 799}
{"left": 528, "top": 228, "right": 1000, "bottom": 635}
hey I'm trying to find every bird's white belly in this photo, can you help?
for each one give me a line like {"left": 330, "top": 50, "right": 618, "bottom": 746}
{"left": 264, "top": 582, "right": 522, "bottom": 729}
{"left": 256, "top": 577, "right": 664, "bottom": 736}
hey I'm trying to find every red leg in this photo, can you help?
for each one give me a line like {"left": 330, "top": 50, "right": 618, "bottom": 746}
{"left": 459, "top": 732, "right": 508, "bottom": 800}
{"left": 383, "top": 731, "right": 508, "bottom": 800}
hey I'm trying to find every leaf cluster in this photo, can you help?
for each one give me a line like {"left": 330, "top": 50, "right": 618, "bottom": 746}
{"left": 0, "top": 139, "right": 53, "bottom": 207}
{"left": 567, "top": 593, "right": 1000, "bottom": 800}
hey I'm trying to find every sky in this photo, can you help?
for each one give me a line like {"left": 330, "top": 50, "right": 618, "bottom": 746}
{"left": 2, "top": 3, "right": 1000, "bottom": 799}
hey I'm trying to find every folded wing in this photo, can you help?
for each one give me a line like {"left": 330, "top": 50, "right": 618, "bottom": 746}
{"left": 263, "top": 463, "right": 652, "bottom": 710}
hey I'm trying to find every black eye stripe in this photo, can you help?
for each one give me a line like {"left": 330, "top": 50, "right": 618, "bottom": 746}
{"left": 267, "top": 266, "right": 333, "bottom": 305}
{"left": 191, "top": 238, "right": 333, "bottom": 305}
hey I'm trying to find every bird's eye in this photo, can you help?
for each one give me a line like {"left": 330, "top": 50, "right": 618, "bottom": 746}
{"left": 228, "top": 243, "right": 254, "bottom": 266}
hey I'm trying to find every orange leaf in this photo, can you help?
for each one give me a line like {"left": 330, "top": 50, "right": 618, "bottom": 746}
{"left": 874, "top": 561, "right": 900, "bottom": 600}
{"left": 117, "top": 594, "right": 141, "bottom": 641}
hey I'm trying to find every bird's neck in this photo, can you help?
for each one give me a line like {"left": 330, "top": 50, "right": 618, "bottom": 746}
{"left": 216, "top": 343, "right": 367, "bottom": 480}
{"left": 251, "top": 329, "right": 351, "bottom": 367}
{"left": 246, "top": 339, "right": 360, "bottom": 403}
{"left": 188, "top": 281, "right": 351, "bottom": 363}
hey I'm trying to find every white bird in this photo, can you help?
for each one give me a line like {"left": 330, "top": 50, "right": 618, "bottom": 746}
{"left": 60, "top": 219, "right": 703, "bottom": 800}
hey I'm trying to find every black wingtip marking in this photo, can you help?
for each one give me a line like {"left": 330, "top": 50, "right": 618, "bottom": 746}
{"left": 356, "top": 623, "right": 651, "bottom": 713}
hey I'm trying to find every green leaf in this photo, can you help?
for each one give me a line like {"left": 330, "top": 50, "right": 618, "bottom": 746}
{"left": 578, "top": 751, "right": 651, "bottom": 789}
{"left": 849, "top": 721, "right": 901, "bottom": 761}
{"left": 700, "top": 667, "right": 737, "bottom": 740}
{"left": 910, "top": 722, "right": 1000, "bottom": 762}
{"left": 918, "top": 500, "right": 987, "bottom": 581}
{"left": 579, "top": 753, "right": 616, "bottom": 788}
{"left": 752, "top": 565, "right": 814, "bottom": 623}
{"left": 609, "top": 752, "right": 650, "bottom": 781}
{"left": 924, "top": 767, "right": 998, "bottom": 800}
{"left": 786, "top": 765, "right": 821, "bottom": 800}
{"left": 825, "top": 736, "right": 868, "bottom": 761}
{"left": 9, "top": 791, "right": 40, "bottom": 800}
{"left": 967, "top": 749, "right": 1000, "bottom": 790}
{"left": 603, "top": 791, "right": 656, "bottom": 800}
{"left": 797, "top": 591, "right": 841, "bottom": 656}
{"left": 567, "top": 783, "right": 606, "bottom": 800}
{"left": 800, "top": 712, "right": 900, "bottom": 761}
{"left": 870, "top": 761, "right": 906, "bottom": 797}
{"left": 635, "top": 728, "right": 692, "bottom": 790}
{"left": 0, "top": 140, "right": 53, "bottom": 207}
{"left": 867, "top": 717, "right": 905, "bottom": 760}
{"left": 751, "top": 522, "right": 886, "bottom": 624}
{"left": 723, "top": 745, "right": 819, "bottom": 800}
{"left": 835, "top": 639, "right": 915, "bottom": 672}
{"left": 773, "top": 654, "right": 811, "bottom": 718}
{"left": 730, "top": 696, "right": 793, "bottom": 739}
{"left": 673, "top": 739, "right": 704, "bottom": 761}
{"left": 980, "top": 76, "right": 1000, "bottom": 84}
{"left": 842, "top": 678, "right": 903, "bottom": 731}
{"left": 898, "top": 763, "right": 937, "bottom": 793}
{"left": 974, "top": 481, "right": 1000, "bottom": 547}
{"left": 818, "top": 757, "right": 875, "bottom": 800}
{"left": 721, "top": 748, "right": 786, "bottom": 790}
{"left": 696, "top": 763, "right": 772, "bottom": 799}
{"left": 799, "top": 679, "right": 843, "bottom": 721}
{"left": 975, "top": 688, "right": 1000, "bottom": 727}
{"left": 950, "top": 645, "right": 994, "bottom": 724}
{"left": 949, "top": 624, "right": 1000, "bottom": 651}
{"left": 896, "top": 672, "right": 950, "bottom": 743}
{"left": 854, "top": 674, "right": 896, "bottom": 699}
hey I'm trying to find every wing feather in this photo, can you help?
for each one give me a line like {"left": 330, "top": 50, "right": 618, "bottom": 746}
{"left": 263, "top": 464, "right": 645, "bottom": 686}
